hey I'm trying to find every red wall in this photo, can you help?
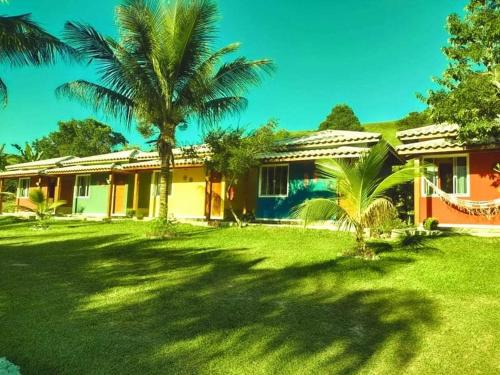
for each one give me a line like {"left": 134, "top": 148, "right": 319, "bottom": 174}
{"left": 418, "top": 150, "right": 500, "bottom": 226}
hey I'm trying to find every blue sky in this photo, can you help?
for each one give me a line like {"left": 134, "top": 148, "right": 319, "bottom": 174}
{"left": 0, "top": 0, "right": 466, "bottom": 151}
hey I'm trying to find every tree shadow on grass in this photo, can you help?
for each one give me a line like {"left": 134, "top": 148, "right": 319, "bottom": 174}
{"left": 0, "top": 231, "right": 438, "bottom": 374}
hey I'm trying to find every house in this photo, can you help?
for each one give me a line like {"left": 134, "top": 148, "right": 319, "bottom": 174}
{"left": 0, "top": 129, "right": 398, "bottom": 222}
{"left": 252, "top": 130, "right": 393, "bottom": 220}
{"left": 396, "top": 123, "right": 500, "bottom": 228}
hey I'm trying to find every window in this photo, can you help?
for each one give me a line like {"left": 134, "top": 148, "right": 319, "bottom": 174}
{"left": 259, "top": 164, "right": 289, "bottom": 197}
{"left": 423, "top": 156, "right": 469, "bottom": 196}
{"left": 153, "top": 172, "right": 173, "bottom": 196}
{"left": 17, "top": 178, "right": 30, "bottom": 198}
{"left": 75, "top": 175, "right": 90, "bottom": 198}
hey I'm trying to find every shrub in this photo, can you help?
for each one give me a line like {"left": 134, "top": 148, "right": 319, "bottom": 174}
{"left": 423, "top": 217, "right": 439, "bottom": 230}
{"left": 371, "top": 207, "right": 407, "bottom": 238}
{"left": 125, "top": 209, "right": 135, "bottom": 218}
{"left": 0, "top": 358, "right": 20, "bottom": 375}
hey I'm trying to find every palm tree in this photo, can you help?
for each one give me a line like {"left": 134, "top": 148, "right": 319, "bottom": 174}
{"left": 27, "top": 189, "right": 66, "bottom": 227}
{"left": 293, "top": 143, "right": 420, "bottom": 256}
{"left": 0, "top": 12, "right": 74, "bottom": 107}
{"left": 56, "top": 0, "right": 274, "bottom": 218}
{"left": 11, "top": 143, "right": 43, "bottom": 163}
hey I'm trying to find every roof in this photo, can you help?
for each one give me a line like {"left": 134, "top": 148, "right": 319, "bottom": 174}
{"left": 62, "top": 150, "right": 139, "bottom": 166}
{"left": 1, "top": 130, "right": 387, "bottom": 177}
{"left": 396, "top": 138, "right": 466, "bottom": 155}
{"left": 5, "top": 156, "right": 75, "bottom": 171}
{"left": 396, "top": 123, "right": 459, "bottom": 142}
{"left": 0, "top": 169, "right": 44, "bottom": 178}
{"left": 46, "top": 164, "right": 122, "bottom": 175}
{"left": 122, "top": 158, "right": 203, "bottom": 170}
{"left": 261, "top": 146, "right": 370, "bottom": 162}
{"left": 277, "top": 130, "right": 380, "bottom": 149}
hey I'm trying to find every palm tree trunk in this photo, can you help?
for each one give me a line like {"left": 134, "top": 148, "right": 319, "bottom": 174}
{"left": 158, "top": 133, "right": 173, "bottom": 219}
{"left": 355, "top": 224, "right": 366, "bottom": 254}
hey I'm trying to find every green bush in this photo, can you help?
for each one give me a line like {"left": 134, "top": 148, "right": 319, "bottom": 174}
{"left": 423, "top": 217, "right": 439, "bottom": 231}
{"left": 372, "top": 208, "right": 407, "bottom": 238}
{"left": 0, "top": 358, "right": 20, "bottom": 375}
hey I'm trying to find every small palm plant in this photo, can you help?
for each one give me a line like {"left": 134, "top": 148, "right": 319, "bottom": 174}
{"left": 293, "top": 143, "right": 420, "bottom": 257}
{"left": 27, "top": 190, "right": 66, "bottom": 228}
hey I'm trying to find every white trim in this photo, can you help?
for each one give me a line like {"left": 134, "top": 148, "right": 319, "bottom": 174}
{"left": 421, "top": 153, "right": 470, "bottom": 198}
{"left": 17, "top": 177, "right": 30, "bottom": 198}
{"left": 75, "top": 174, "right": 91, "bottom": 199}
{"left": 258, "top": 163, "right": 290, "bottom": 198}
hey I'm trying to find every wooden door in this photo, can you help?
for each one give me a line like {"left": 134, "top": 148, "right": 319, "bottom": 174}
{"left": 113, "top": 174, "right": 128, "bottom": 215}
{"left": 210, "top": 173, "right": 222, "bottom": 219}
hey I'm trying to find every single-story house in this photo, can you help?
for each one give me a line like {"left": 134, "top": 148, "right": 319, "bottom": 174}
{"left": 396, "top": 123, "right": 500, "bottom": 228}
{"left": 0, "top": 129, "right": 399, "bottom": 222}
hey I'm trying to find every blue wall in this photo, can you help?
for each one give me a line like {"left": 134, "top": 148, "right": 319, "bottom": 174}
{"left": 255, "top": 161, "right": 335, "bottom": 220}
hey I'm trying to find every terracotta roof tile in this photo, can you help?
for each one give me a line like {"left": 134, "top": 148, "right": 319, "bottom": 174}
{"left": 396, "top": 123, "right": 459, "bottom": 142}
{"left": 5, "top": 156, "right": 75, "bottom": 171}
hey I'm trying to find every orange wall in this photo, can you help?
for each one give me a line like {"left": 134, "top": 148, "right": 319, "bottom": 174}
{"left": 418, "top": 150, "right": 500, "bottom": 226}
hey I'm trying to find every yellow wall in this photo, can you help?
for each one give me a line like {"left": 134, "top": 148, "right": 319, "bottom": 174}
{"left": 150, "top": 167, "right": 213, "bottom": 219}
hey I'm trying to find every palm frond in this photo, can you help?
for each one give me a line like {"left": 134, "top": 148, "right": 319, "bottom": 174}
{"left": 292, "top": 197, "right": 345, "bottom": 226}
{"left": 168, "top": 0, "right": 218, "bottom": 85}
{"left": 371, "top": 161, "right": 421, "bottom": 199}
{"left": 56, "top": 80, "right": 134, "bottom": 125}
{"left": 196, "top": 96, "right": 247, "bottom": 124}
{"left": 211, "top": 57, "right": 275, "bottom": 97}
{"left": 0, "top": 76, "right": 7, "bottom": 107}
{"left": 361, "top": 197, "right": 395, "bottom": 227}
{"left": 0, "top": 13, "right": 75, "bottom": 67}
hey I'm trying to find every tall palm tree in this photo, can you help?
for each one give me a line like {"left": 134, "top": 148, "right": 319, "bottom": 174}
{"left": 11, "top": 143, "right": 43, "bottom": 163}
{"left": 0, "top": 12, "right": 74, "bottom": 106}
{"left": 56, "top": 0, "right": 274, "bottom": 218}
{"left": 293, "top": 143, "right": 420, "bottom": 256}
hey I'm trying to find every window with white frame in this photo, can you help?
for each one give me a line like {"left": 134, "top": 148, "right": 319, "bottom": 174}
{"left": 423, "top": 156, "right": 469, "bottom": 196}
{"left": 259, "top": 164, "right": 289, "bottom": 197}
{"left": 75, "top": 175, "right": 90, "bottom": 198}
{"left": 17, "top": 178, "right": 30, "bottom": 198}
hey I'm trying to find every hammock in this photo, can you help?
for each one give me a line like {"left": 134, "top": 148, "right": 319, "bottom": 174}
{"left": 423, "top": 178, "right": 500, "bottom": 219}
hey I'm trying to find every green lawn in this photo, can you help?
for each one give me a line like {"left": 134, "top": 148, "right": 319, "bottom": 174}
{"left": 0, "top": 218, "right": 499, "bottom": 374}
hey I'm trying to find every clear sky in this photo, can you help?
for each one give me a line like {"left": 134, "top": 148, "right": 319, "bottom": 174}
{"left": 0, "top": 0, "right": 467, "bottom": 151}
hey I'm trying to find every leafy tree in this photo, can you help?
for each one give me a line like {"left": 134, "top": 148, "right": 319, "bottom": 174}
{"left": 421, "top": 0, "right": 500, "bottom": 143}
{"left": 0, "top": 12, "right": 74, "bottom": 107}
{"left": 0, "top": 144, "right": 18, "bottom": 170}
{"left": 200, "top": 120, "right": 277, "bottom": 227}
{"left": 10, "top": 143, "right": 43, "bottom": 163}
{"left": 56, "top": 0, "right": 274, "bottom": 219}
{"left": 396, "top": 110, "right": 432, "bottom": 130}
{"left": 319, "top": 104, "right": 363, "bottom": 131}
{"left": 32, "top": 118, "right": 128, "bottom": 158}
{"left": 293, "top": 143, "right": 419, "bottom": 257}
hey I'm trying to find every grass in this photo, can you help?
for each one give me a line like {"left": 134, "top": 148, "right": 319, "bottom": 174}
{"left": 0, "top": 218, "right": 499, "bottom": 374}
{"left": 364, "top": 120, "right": 400, "bottom": 146}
